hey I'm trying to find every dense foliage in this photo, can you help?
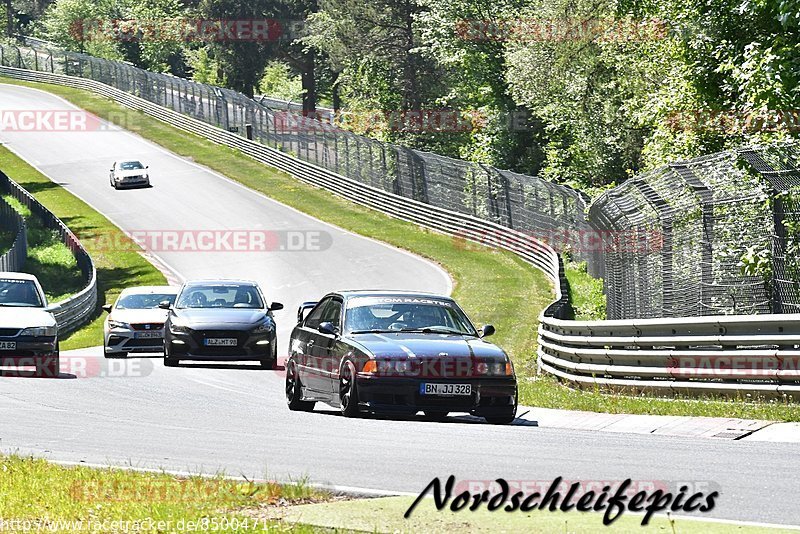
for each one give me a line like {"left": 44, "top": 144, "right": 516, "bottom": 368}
{"left": 8, "top": 0, "right": 799, "bottom": 190}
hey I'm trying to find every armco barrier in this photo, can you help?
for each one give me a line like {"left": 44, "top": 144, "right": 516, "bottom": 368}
{"left": 4, "top": 66, "right": 800, "bottom": 396}
{"left": 0, "top": 171, "right": 97, "bottom": 334}
{"left": 0, "top": 196, "right": 27, "bottom": 271}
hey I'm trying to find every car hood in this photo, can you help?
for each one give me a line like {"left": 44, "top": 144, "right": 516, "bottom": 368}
{"left": 0, "top": 307, "right": 57, "bottom": 329}
{"left": 109, "top": 309, "right": 168, "bottom": 324}
{"left": 117, "top": 169, "right": 148, "bottom": 178}
{"left": 350, "top": 333, "right": 506, "bottom": 360}
{"left": 172, "top": 308, "right": 267, "bottom": 327}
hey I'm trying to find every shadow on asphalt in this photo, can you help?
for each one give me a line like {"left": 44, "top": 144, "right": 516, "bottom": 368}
{"left": 167, "top": 362, "right": 286, "bottom": 371}
{"left": 0, "top": 369, "right": 77, "bottom": 379}
{"left": 309, "top": 408, "right": 538, "bottom": 427}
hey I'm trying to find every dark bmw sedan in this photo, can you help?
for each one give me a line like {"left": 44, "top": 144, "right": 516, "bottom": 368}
{"left": 161, "top": 279, "right": 283, "bottom": 368}
{"left": 285, "top": 291, "right": 517, "bottom": 424}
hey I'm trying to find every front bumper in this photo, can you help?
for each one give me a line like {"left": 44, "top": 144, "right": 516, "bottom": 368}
{"left": 166, "top": 328, "right": 271, "bottom": 361}
{"left": 0, "top": 335, "right": 58, "bottom": 366}
{"left": 105, "top": 327, "right": 165, "bottom": 354}
{"left": 356, "top": 375, "right": 517, "bottom": 416}
{"left": 116, "top": 177, "right": 149, "bottom": 187}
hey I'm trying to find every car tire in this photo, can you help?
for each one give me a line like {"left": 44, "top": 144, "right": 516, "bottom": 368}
{"left": 484, "top": 391, "right": 518, "bottom": 425}
{"left": 286, "top": 360, "right": 315, "bottom": 412}
{"left": 104, "top": 347, "right": 127, "bottom": 359}
{"left": 339, "top": 360, "right": 360, "bottom": 418}
{"left": 35, "top": 354, "right": 59, "bottom": 378}
{"left": 260, "top": 342, "right": 277, "bottom": 370}
{"left": 422, "top": 411, "right": 449, "bottom": 421}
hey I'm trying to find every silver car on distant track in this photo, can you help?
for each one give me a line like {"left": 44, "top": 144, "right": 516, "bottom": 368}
{"left": 102, "top": 286, "right": 178, "bottom": 358}
{"left": 109, "top": 160, "right": 150, "bottom": 189}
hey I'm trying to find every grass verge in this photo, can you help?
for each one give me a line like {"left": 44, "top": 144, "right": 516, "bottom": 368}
{"left": 263, "top": 494, "right": 790, "bottom": 533}
{"left": 4, "top": 77, "right": 800, "bottom": 421}
{"left": 2, "top": 195, "right": 83, "bottom": 303}
{"left": 0, "top": 454, "right": 330, "bottom": 533}
{"left": 0, "top": 147, "right": 166, "bottom": 350}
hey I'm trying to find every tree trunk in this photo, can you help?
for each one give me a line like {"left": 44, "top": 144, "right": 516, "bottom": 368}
{"left": 301, "top": 50, "right": 317, "bottom": 116}
{"left": 332, "top": 74, "right": 341, "bottom": 112}
{"left": 5, "top": 0, "right": 12, "bottom": 38}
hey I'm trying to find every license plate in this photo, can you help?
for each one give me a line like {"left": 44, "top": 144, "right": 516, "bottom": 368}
{"left": 0, "top": 341, "right": 15, "bottom": 350}
{"left": 204, "top": 338, "right": 237, "bottom": 346}
{"left": 420, "top": 383, "right": 471, "bottom": 396}
{"left": 135, "top": 331, "right": 162, "bottom": 339}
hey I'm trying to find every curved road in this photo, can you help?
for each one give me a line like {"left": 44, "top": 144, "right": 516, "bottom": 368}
{"left": 0, "top": 85, "right": 798, "bottom": 528}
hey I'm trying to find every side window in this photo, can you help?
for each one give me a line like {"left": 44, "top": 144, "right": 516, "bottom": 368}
{"left": 320, "top": 299, "right": 343, "bottom": 330}
{"left": 304, "top": 298, "right": 331, "bottom": 330}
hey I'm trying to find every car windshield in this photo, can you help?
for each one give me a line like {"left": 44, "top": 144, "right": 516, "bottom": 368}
{"left": 119, "top": 161, "right": 144, "bottom": 170}
{"left": 0, "top": 278, "right": 43, "bottom": 307}
{"left": 175, "top": 284, "right": 264, "bottom": 309}
{"left": 345, "top": 297, "right": 476, "bottom": 335}
{"left": 116, "top": 292, "right": 176, "bottom": 310}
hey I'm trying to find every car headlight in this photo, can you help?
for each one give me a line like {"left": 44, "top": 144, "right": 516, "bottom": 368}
{"left": 252, "top": 322, "right": 271, "bottom": 334}
{"left": 20, "top": 325, "right": 57, "bottom": 337}
{"left": 477, "top": 361, "right": 513, "bottom": 376}
{"left": 169, "top": 322, "right": 189, "bottom": 334}
{"left": 108, "top": 320, "right": 131, "bottom": 330}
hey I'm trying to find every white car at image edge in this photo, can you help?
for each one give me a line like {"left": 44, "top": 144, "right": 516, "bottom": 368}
{"left": 0, "top": 272, "right": 60, "bottom": 377}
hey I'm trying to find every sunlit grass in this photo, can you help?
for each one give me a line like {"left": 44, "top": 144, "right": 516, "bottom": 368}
{"left": 0, "top": 454, "right": 330, "bottom": 533}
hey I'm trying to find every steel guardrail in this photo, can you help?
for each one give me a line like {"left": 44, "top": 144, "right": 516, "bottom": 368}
{"left": 0, "top": 171, "right": 97, "bottom": 334}
{"left": 3, "top": 66, "right": 799, "bottom": 395}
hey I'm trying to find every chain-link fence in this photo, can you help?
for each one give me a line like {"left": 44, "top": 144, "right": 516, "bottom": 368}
{"left": 589, "top": 144, "right": 800, "bottom": 319}
{"left": 0, "top": 38, "right": 602, "bottom": 280}
{"left": 6, "top": 39, "right": 800, "bottom": 320}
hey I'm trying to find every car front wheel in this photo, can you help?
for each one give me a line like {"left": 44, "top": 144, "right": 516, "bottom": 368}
{"left": 339, "top": 360, "right": 360, "bottom": 418}
{"left": 484, "top": 391, "right": 518, "bottom": 425}
{"left": 35, "top": 349, "right": 59, "bottom": 378}
{"left": 260, "top": 341, "right": 277, "bottom": 370}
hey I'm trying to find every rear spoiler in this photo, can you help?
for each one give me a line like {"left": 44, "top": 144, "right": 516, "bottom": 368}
{"left": 297, "top": 301, "right": 318, "bottom": 323}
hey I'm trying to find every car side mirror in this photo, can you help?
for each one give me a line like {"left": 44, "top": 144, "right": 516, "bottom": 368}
{"left": 101, "top": 304, "right": 112, "bottom": 313}
{"left": 158, "top": 301, "right": 172, "bottom": 310}
{"left": 269, "top": 302, "right": 284, "bottom": 311}
{"left": 480, "top": 324, "right": 495, "bottom": 338}
{"left": 44, "top": 303, "right": 61, "bottom": 313}
{"left": 145, "top": 165, "right": 149, "bottom": 169}
{"left": 318, "top": 321, "right": 337, "bottom": 336}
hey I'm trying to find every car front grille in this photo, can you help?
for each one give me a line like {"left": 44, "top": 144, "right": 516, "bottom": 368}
{"left": 131, "top": 323, "right": 164, "bottom": 331}
{"left": 0, "top": 328, "right": 20, "bottom": 337}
